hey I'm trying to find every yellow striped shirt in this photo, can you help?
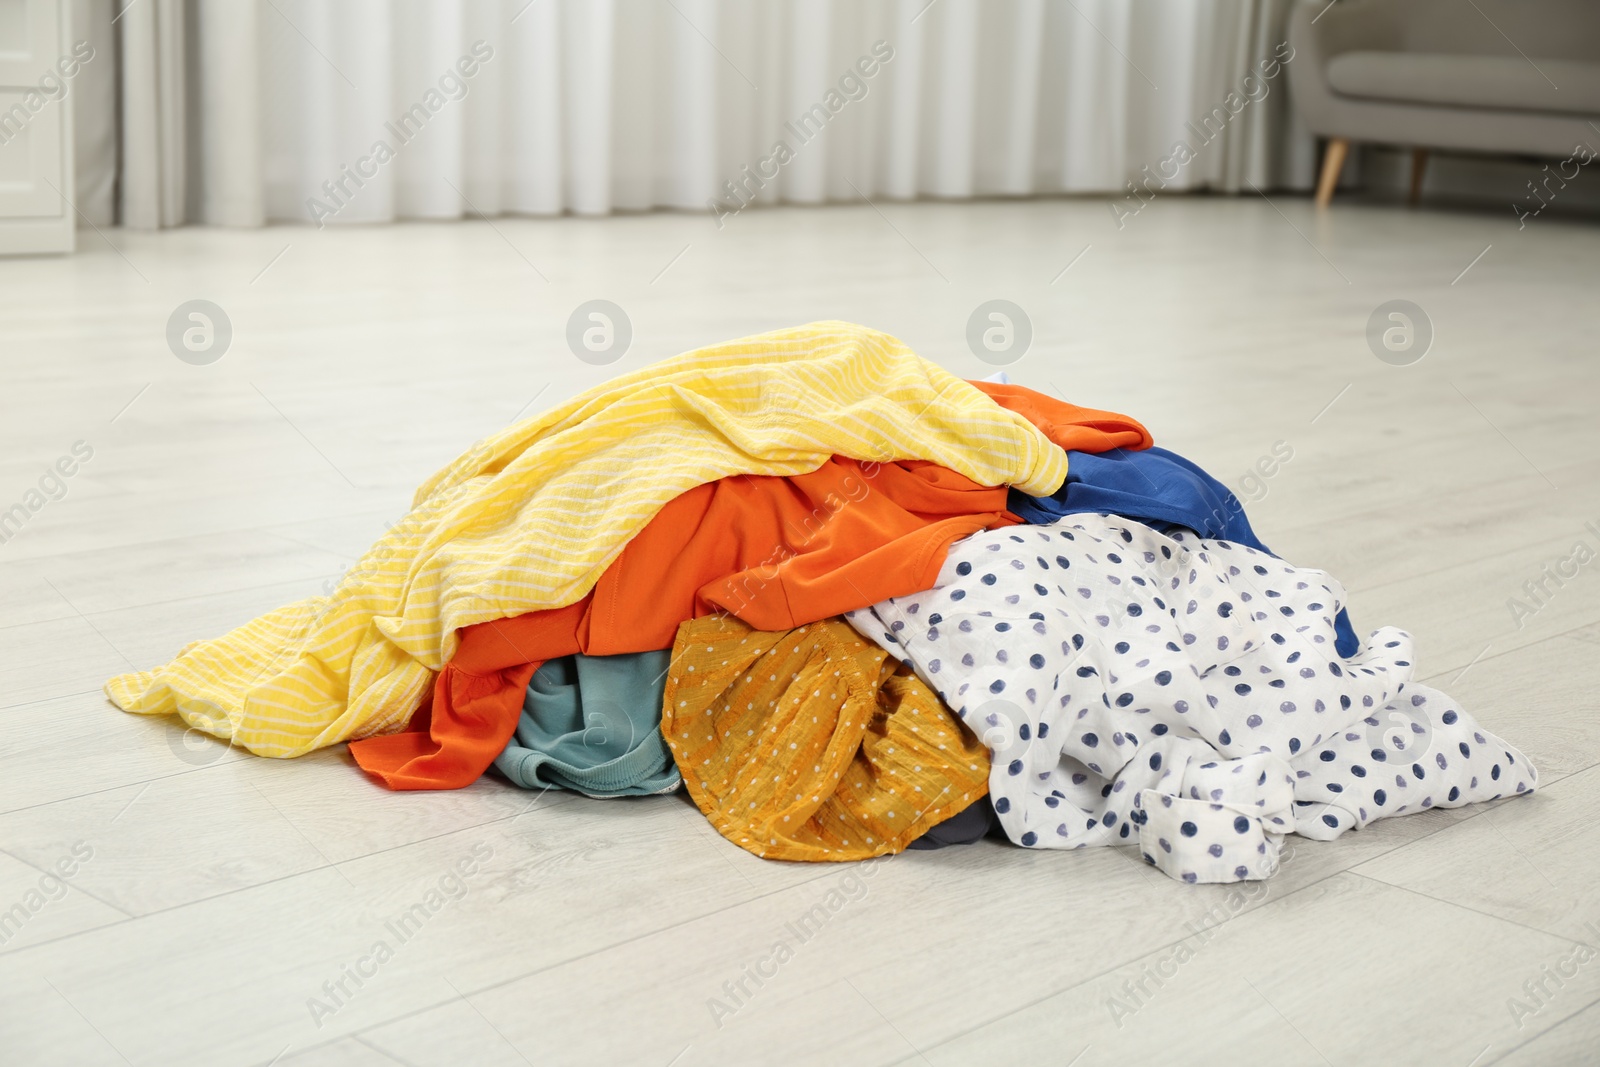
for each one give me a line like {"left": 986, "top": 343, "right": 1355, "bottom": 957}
{"left": 105, "top": 322, "right": 1067, "bottom": 757}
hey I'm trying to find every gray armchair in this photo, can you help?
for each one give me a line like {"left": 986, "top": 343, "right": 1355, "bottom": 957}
{"left": 1287, "top": 0, "right": 1600, "bottom": 206}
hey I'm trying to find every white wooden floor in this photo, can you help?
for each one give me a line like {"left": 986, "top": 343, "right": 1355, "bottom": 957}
{"left": 2, "top": 197, "right": 1598, "bottom": 1066}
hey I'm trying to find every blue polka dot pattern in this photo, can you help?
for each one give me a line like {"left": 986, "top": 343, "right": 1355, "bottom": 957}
{"left": 846, "top": 514, "right": 1538, "bottom": 884}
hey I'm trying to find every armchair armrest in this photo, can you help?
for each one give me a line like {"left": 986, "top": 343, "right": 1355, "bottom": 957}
{"left": 1288, "top": 0, "right": 1404, "bottom": 138}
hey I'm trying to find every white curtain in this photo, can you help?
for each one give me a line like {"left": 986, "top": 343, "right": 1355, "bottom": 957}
{"left": 120, "top": 0, "right": 187, "bottom": 227}
{"left": 84, "top": 0, "right": 1315, "bottom": 228}
{"left": 71, "top": 0, "right": 119, "bottom": 225}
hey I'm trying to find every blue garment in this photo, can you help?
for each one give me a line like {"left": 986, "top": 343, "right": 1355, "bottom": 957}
{"left": 1008, "top": 446, "right": 1360, "bottom": 657}
{"left": 907, "top": 795, "right": 999, "bottom": 850}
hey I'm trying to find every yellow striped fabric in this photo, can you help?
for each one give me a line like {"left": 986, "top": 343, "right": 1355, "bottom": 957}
{"left": 104, "top": 321, "right": 1068, "bottom": 757}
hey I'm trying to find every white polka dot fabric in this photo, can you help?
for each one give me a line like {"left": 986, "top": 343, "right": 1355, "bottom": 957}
{"left": 845, "top": 515, "right": 1537, "bottom": 884}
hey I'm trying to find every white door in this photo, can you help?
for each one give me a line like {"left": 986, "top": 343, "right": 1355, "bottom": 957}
{"left": 0, "top": 0, "right": 73, "bottom": 254}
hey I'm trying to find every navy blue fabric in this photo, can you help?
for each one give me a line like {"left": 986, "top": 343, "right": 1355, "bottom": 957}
{"left": 907, "top": 795, "right": 1000, "bottom": 850}
{"left": 1008, "top": 446, "right": 1360, "bottom": 657}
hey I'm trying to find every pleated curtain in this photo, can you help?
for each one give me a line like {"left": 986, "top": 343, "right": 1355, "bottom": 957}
{"left": 92, "top": 0, "right": 1314, "bottom": 228}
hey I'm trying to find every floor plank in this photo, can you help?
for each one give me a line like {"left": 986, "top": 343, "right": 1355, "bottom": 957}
{"left": 915, "top": 873, "right": 1598, "bottom": 1067}
{"left": 1353, "top": 763, "right": 1600, "bottom": 943}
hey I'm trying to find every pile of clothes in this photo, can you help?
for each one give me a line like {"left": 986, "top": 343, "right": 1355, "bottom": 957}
{"left": 106, "top": 323, "right": 1535, "bottom": 883}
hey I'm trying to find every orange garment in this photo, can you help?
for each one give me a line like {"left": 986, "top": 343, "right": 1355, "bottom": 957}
{"left": 970, "top": 381, "right": 1153, "bottom": 454}
{"left": 350, "top": 383, "right": 1149, "bottom": 790}
{"left": 351, "top": 457, "right": 1013, "bottom": 788}
{"left": 662, "top": 615, "right": 990, "bottom": 861}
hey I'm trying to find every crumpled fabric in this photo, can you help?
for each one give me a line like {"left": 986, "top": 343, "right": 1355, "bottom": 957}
{"left": 1006, "top": 444, "right": 1361, "bottom": 656}
{"left": 906, "top": 795, "right": 999, "bottom": 850}
{"left": 352, "top": 382, "right": 1152, "bottom": 791}
{"left": 1288, "top": 682, "right": 1534, "bottom": 839}
{"left": 847, "top": 514, "right": 1536, "bottom": 882}
{"left": 104, "top": 321, "right": 1068, "bottom": 759}
{"left": 1127, "top": 738, "right": 1295, "bottom": 883}
{"left": 493, "top": 650, "right": 680, "bottom": 797}
{"left": 660, "top": 615, "right": 990, "bottom": 863}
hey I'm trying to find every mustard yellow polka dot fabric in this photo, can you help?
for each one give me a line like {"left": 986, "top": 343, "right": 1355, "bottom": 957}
{"left": 662, "top": 615, "right": 990, "bottom": 862}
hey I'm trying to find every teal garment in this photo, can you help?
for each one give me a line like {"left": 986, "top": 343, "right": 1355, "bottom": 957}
{"left": 493, "top": 650, "right": 681, "bottom": 796}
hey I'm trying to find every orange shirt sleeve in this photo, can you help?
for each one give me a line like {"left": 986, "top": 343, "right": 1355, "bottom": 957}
{"left": 969, "top": 380, "right": 1152, "bottom": 453}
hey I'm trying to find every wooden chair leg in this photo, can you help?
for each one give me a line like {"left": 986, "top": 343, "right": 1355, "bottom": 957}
{"left": 1409, "top": 148, "right": 1429, "bottom": 205}
{"left": 1315, "top": 137, "right": 1350, "bottom": 208}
